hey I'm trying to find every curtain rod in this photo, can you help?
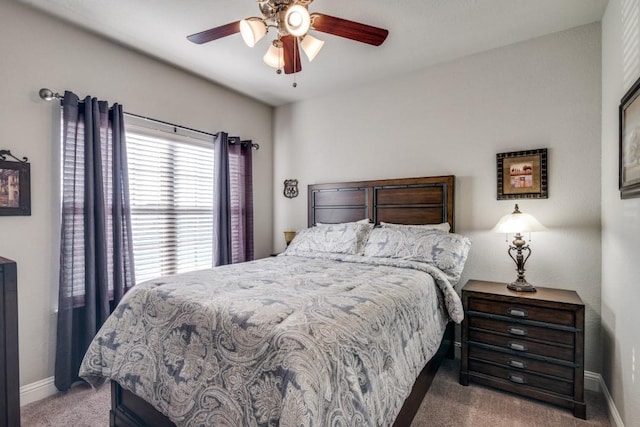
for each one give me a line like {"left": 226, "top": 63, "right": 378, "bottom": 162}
{"left": 38, "top": 88, "right": 260, "bottom": 150}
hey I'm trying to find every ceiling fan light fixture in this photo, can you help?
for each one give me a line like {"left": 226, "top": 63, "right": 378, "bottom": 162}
{"left": 263, "top": 40, "right": 284, "bottom": 69}
{"left": 187, "top": 2, "right": 390, "bottom": 79}
{"left": 240, "top": 18, "right": 267, "bottom": 47}
{"left": 284, "top": 5, "right": 310, "bottom": 37}
{"left": 301, "top": 34, "right": 324, "bottom": 61}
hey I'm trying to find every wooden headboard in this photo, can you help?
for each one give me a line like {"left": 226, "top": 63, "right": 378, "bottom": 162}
{"left": 308, "top": 176, "right": 455, "bottom": 232}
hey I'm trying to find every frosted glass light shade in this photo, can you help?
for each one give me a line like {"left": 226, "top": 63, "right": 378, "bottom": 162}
{"left": 240, "top": 18, "right": 267, "bottom": 47}
{"left": 301, "top": 34, "right": 324, "bottom": 61}
{"left": 284, "top": 5, "right": 310, "bottom": 37}
{"left": 263, "top": 43, "right": 284, "bottom": 68}
{"left": 492, "top": 204, "right": 546, "bottom": 233}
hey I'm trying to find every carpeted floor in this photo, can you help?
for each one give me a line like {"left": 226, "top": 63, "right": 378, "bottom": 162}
{"left": 21, "top": 358, "right": 611, "bottom": 426}
{"left": 21, "top": 380, "right": 109, "bottom": 426}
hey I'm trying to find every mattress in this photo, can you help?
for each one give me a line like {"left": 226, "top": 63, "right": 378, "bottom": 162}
{"left": 79, "top": 253, "right": 464, "bottom": 426}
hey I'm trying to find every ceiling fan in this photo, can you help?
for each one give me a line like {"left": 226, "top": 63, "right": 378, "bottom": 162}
{"left": 187, "top": 0, "right": 389, "bottom": 78}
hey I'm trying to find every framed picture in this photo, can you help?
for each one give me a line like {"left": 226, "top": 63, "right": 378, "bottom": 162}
{"left": 619, "top": 75, "right": 640, "bottom": 199}
{"left": 497, "top": 148, "right": 548, "bottom": 200}
{"left": 0, "top": 160, "right": 31, "bottom": 216}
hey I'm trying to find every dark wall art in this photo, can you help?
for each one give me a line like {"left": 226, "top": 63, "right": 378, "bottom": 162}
{"left": 0, "top": 151, "right": 31, "bottom": 216}
{"left": 620, "top": 75, "right": 640, "bottom": 199}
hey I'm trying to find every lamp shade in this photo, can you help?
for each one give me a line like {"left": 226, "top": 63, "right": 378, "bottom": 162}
{"left": 492, "top": 204, "right": 546, "bottom": 233}
{"left": 263, "top": 42, "right": 284, "bottom": 69}
{"left": 301, "top": 34, "right": 324, "bottom": 61}
{"left": 284, "top": 5, "right": 311, "bottom": 37}
{"left": 240, "top": 18, "right": 267, "bottom": 47}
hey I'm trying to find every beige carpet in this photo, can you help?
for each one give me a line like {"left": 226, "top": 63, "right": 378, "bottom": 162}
{"left": 21, "top": 381, "right": 109, "bottom": 426}
{"left": 21, "top": 358, "right": 611, "bottom": 426}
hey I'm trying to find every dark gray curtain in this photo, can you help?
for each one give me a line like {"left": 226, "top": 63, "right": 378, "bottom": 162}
{"left": 213, "top": 132, "right": 254, "bottom": 266}
{"left": 55, "top": 91, "right": 135, "bottom": 391}
{"left": 230, "top": 138, "right": 254, "bottom": 262}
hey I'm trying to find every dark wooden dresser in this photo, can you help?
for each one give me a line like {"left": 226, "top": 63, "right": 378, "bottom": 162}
{"left": 0, "top": 256, "right": 20, "bottom": 426}
{"left": 460, "top": 279, "right": 585, "bottom": 419}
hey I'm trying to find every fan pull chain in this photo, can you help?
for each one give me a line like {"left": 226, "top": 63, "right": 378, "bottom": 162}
{"left": 293, "top": 37, "right": 298, "bottom": 88}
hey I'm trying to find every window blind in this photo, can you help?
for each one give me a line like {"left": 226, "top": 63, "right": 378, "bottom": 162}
{"left": 125, "top": 122, "right": 214, "bottom": 284}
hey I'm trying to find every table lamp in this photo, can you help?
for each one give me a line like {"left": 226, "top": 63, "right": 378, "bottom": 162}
{"left": 284, "top": 231, "right": 296, "bottom": 246}
{"left": 492, "top": 204, "right": 546, "bottom": 292}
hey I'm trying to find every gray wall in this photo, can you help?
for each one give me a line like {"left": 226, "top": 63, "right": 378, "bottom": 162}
{"left": 0, "top": 1, "right": 273, "bottom": 387}
{"left": 601, "top": 0, "right": 640, "bottom": 425}
{"left": 274, "top": 23, "right": 603, "bottom": 373}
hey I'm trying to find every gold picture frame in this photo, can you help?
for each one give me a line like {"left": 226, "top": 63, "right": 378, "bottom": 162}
{"left": 497, "top": 148, "right": 548, "bottom": 200}
{"left": 619, "top": 75, "right": 640, "bottom": 199}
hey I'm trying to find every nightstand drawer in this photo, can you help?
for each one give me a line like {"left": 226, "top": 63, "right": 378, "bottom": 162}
{"left": 469, "top": 345, "right": 574, "bottom": 380}
{"left": 468, "top": 359, "right": 574, "bottom": 396}
{"left": 468, "top": 298, "right": 576, "bottom": 327}
{"left": 469, "top": 329, "right": 574, "bottom": 361}
{"left": 468, "top": 316, "right": 575, "bottom": 345}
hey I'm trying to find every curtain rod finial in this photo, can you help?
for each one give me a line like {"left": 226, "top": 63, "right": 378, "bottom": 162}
{"left": 39, "top": 88, "right": 60, "bottom": 101}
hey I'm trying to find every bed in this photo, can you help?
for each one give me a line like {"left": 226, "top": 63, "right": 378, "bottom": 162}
{"left": 79, "top": 175, "right": 470, "bottom": 427}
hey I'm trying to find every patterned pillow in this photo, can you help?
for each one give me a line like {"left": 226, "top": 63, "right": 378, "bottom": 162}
{"left": 380, "top": 221, "right": 451, "bottom": 232}
{"left": 285, "top": 222, "right": 374, "bottom": 256}
{"left": 363, "top": 227, "right": 471, "bottom": 284}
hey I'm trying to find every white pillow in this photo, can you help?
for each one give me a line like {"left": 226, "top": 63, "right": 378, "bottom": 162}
{"left": 380, "top": 221, "right": 451, "bottom": 232}
{"left": 363, "top": 227, "right": 471, "bottom": 285}
{"left": 285, "top": 222, "right": 374, "bottom": 256}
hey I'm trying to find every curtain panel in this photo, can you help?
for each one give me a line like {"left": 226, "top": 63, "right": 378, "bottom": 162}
{"left": 55, "top": 91, "right": 135, "bottom": 391}
{"left": 213, "top": 132, "right": 254, "bottom": 266}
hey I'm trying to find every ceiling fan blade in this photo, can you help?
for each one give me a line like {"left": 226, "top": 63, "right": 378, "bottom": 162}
{"left": 310, "top": 13, "right": 388, "bottom": 46}
{"left": 187, "top": 21, "right": 240, "bottom": 44}
{"left": 281, "top": 35, "right": 302, "bottom": 75}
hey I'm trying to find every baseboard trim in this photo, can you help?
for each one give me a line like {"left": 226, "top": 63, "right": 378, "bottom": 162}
{"left": 20, "top": 376, "right": 57, "bottom": 406}
{"left": 586, "top": 372, "right": 625, "bottom": 427}
{"left": 585, "top": 370, "right": 601, "bottom": 392}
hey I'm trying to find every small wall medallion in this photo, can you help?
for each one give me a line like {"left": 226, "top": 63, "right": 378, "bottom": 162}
{"left": 283, "top": 179, "right": 299, "bottom": 198}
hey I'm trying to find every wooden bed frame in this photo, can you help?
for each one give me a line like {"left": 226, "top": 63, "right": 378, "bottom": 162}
{"left": 110, "top": 175, "right": 457, "bottom": 427}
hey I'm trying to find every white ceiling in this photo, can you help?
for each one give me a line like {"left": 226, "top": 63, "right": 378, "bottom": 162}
{"left": 20, "top": 0, "right": 608, "bottom": 107}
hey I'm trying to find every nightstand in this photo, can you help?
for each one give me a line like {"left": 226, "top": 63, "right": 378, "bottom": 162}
{"left": 459, "top": 279, "right": 586, "bottom": 419}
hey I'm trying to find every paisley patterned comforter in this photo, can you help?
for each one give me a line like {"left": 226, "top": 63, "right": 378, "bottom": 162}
{"left": 79, "top": 253, "right": 464, "bottom": 426}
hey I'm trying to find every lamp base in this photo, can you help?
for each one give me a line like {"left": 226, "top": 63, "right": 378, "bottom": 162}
{"left": 507, "top": 278, "right": 537, "bottom": 292}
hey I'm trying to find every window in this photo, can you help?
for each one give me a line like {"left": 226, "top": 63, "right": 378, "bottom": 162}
{"left": 126, "top": 119, "right": 214, "bottom": 284}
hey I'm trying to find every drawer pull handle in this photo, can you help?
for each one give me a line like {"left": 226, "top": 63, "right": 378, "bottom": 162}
{"left": 508, "top": 374, "right": 527, "bottom": 385}
{"left": 508, "top": 359, "right": 527, "bottom": 369}
{"left": 509, "top": 342, "right": 527, "bottom": 352}
{"left": 508, "top": 326, "right": 528, "bottom": 336}
{"left": 508, "top": 308, "right": 528, "bottom": 318}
